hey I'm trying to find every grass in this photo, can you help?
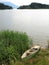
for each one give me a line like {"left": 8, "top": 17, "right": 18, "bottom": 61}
{"left": 0, "top": 30, "right": 32, "bottom": 65}
{"left": 10, "top": 49, "right": 49, "bottom": 65}
{"left": 0, "top": 30, "right": 49, "bottom": 65}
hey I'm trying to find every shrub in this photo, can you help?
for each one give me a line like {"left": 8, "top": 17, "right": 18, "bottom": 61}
{"left": 0, "top": 30, "right": 32, "bottom": 65}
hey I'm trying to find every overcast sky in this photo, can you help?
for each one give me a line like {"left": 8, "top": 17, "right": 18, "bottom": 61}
{"left": 0, "top": 0, "right": 49, "bottom": 6}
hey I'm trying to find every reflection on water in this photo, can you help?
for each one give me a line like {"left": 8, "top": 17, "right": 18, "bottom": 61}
{"left": 0, "top": 9, "right": 49, "bottom": 48}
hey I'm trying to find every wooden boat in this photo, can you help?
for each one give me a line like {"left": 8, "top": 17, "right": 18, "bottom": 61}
{"left": 21, "top": 45, "right": 40, "bottom": 59}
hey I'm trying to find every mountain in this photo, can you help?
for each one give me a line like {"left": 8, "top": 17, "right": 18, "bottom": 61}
{"left": 0, "top": 3, "right": 12, "bottom": 9}
{"left": 2, "top": 2, "right": 18, "bottom": 8}
{"left": 18, "top": 2, "right": 49, "bottom": 9}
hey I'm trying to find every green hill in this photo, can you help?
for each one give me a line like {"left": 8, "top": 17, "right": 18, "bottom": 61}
{"left": 0, "top": 3, "right": 13, "bottom": 9}
{"left": 18, "top": 2, "right": 49, "bottom": 9}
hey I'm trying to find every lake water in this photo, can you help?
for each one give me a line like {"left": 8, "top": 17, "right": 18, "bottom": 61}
{"left": 0, "top": 9, "right": 49, "bottom": 48}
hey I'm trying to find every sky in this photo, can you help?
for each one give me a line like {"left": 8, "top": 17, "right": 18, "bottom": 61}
{"left": 0, "top": 0, "right": 49, "bottom": 6}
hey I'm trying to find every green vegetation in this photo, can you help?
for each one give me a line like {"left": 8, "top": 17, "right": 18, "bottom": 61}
{"left": 0, "top": 3, "right": 12, "bottom": 9}
{"left": 0, "top": 30, "right": 49, "bottom": 65}
{"left": 18, "top": 2, "right": 49, "bottom": 9}
{"left": 0, "top": 30, "right": 31, "bottom": 65}
{"left": 9, "top": 49, "right": 49, "bottom": 65}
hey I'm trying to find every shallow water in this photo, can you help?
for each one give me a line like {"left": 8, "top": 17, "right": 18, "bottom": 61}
{"left": 0, "top": 9, "right": 49, "bottom": 48}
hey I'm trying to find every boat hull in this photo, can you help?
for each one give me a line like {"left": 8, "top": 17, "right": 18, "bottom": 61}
{"left": 21, "top": 45, "right": 40, "bottom": 59}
